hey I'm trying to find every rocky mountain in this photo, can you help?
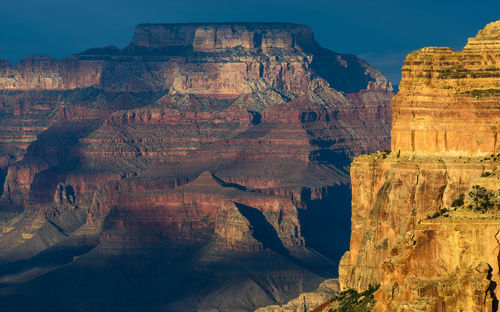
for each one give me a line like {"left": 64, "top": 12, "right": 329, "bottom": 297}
{"left": 335, "top": 20, "right": 500, "bottom": 312}
{"left": 0, "top": 23, "right": 392, "bottom": 311}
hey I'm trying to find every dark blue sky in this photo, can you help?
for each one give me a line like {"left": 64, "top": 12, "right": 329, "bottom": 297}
{"left": 1, "top": 0, "right": 499, "bottom": 84}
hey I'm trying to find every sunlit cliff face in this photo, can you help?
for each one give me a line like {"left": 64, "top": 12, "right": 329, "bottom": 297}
{"left": 392, "top": 20, "right": 500, "bottom": 157}
{"left": 338, "top": 20, "right": 500, "bottom": 312}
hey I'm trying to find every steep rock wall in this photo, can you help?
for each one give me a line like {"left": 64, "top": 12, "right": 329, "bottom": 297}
{"left": 339, "top": 20, "right": 500, "bottom": 312}
{"left": 392, "top": 21, "right": 500, "bottom": 156}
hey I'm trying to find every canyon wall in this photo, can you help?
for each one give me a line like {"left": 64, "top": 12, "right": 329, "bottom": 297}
{"left": 0, "top": 23, "right": 392, "bottom": 311}
{"left": 391, "top": 20, "right": 500, "bottom": 156}
{"left": 339, "top": 20, "right": 500, "bottom": 312}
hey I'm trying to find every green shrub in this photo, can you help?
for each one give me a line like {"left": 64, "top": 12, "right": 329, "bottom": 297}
{"left": 466, "top": 185, "right": 498, "bottom": 213}
{"left": 427, "top": 208, "right": 449, "bottom": 219}
{"left": 451, "top": 194, "right": 465, "bottom": 207}
{"left": 462, "top": 89, "right": 500, "bottom": 98}
{"left": 329, "top": 285, "right": 379, "bottom": 312}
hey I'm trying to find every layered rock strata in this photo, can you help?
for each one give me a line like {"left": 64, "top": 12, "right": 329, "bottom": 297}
{"left": 392, "top": 21, "right": 500, "bottom": 156}
{"left": 339, "top": 20, "right": 500, "bottom": 312}
{"left": 0, "top": 23, "right": 393, "bottom": 311}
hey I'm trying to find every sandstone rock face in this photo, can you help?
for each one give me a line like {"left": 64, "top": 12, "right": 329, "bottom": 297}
{"left": 392, "top": 20, "right": 500, "bottom": 156}
{"left": 339, "top": 20, "right": 500, "bottom": 312}
{"left": 0, "top": 23, "right": 392, "bottom": 311}
{"left": 339, "top": 154, "right": 487, "bottom": 291}
{"left": 374, "top": 216, "right": 500, "bottom": 312}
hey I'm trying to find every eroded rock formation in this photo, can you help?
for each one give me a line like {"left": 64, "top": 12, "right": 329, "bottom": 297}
{"left": 0, "top": 23, "right": 392, "bottom": 311}
{"left": 255, "top": 278, "right": 340, "bottom": 312}
{"left": 392, "top": 20, "right": 500, "bottom": 156}
{"left": 339, "top": 20, "right": 500, "bottom": 312}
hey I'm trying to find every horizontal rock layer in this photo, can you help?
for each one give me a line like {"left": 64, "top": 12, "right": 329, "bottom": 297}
{"left": 392, "top": 20, "right": 500, "bottom": 156}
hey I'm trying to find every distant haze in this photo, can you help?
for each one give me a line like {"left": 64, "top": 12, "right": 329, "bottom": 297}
{"left": 1, "top": 0, "right": 499, "bottom": 84}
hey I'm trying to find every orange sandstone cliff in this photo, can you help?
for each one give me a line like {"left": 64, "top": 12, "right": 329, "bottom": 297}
{"left": 338, "top": 20, "right": 500, "bottom": 312}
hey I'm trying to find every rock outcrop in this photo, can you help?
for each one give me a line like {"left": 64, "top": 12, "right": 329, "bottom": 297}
{"left": 392, "top": 20, "right": 500, "bottom": 156}
{"left": 0, "top": 23, "right": 392, "bottom": 311}
{"left": 339, "top": 20, "right": 500, "bottom": 312}
{"left": 129, "top": 23, "right": 316, "bottom": 52}
{"left": 255, "top": 278, "right": 339, "bottom": 312}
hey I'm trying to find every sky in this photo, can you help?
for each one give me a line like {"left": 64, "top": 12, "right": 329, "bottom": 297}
{"left": 1, "top": 0, "right": 499, "bottom": 84}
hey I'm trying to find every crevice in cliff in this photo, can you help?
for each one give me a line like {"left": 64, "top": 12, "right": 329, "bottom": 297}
{"left": 370, "top": 182, "right": 391, "bottom": 244}
{"left": 253, "top": 32, "right": 263, "bottom": 51}
{"left": 0, "top": 166, "right": 7, "bottom": 198}
{"left": 431, "top": 159, "right": 449, "bottom": 214}
{"left": 495, "top": 133, "right": 498, "bottom": 154}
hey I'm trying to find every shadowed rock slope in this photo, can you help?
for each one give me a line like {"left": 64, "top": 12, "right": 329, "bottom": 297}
{"left": 0, "top": 23, "right": 392, "bottom": 311}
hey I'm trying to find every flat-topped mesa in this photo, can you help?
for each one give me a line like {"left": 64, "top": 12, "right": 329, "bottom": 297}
{"left": 0, "top": 22, "right": 390, "bottom": 96}
{"left": 128, "top": 22, "right": 316, "bottom": 53}
{"left": 391, "top": 20, "right": 500, "bottom": 157}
